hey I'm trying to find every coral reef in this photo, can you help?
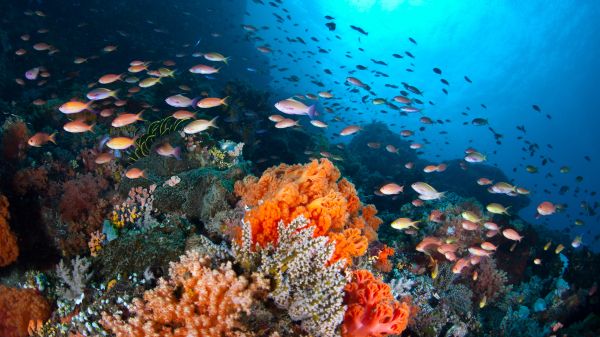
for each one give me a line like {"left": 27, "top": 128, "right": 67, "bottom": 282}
{"left": 0, "top": 195, "right": 18, "bottom": 267}
{"left": 55, "top": 256, "right": 92, "bottom": 305}
{"left": 0, "top": 285, "right": 51, "bottom": 337}
{"left": 234, "top": 158, "right": 382, "bottom": 266}
{"left": 234, "top": 215, "right": 348, "bottom": 337}
{"left": 100, "top": 251, "right": 269, "bottom": 337}
{"left": 342, "top": 270, "right": 411, "bottom": 337}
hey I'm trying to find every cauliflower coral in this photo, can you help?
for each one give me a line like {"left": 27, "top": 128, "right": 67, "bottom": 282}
{"left": 342, "top": 270, "right": 411, "bottom": 337}
{"left": 234, "top": 159, "right": 382, "bottom": 266}
{"left": 0, "top": 195, "right": 18, "bottom": 267}
{"left": 101, "top": 250, "right": 269, "bottom": 337}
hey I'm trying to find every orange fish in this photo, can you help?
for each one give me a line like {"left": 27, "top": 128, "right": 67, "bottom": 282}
{"left": 28, "top": 132, "right": 56, "bottom": 147}
{"left": 94, "top": 153, "right": 113, "bottom": 164}
{"left": 537, "top": 201, "right": 556, "bottom": 216}
{"left": 197, "top": 97, "right": 228, "bottom": 108}
{"left": 63, "top": 120, "right": 94, "bottom": 133}
{"left": 98, "top": 73, "right": 123, "bottom": 84}
{"left": 59, "top": 101, "right": 92, "bottom": 114}
{"left": 125, "top": 168, "right": 145, "bottom": 179}
{"left": 379, "top": 183, "right": 404, "bottom": 195}
{"left": 107, "top": 137, "right": 136, "bottom": 150}
{"left": 502, "top": 228, "right": 523, "bottom": 242}
{"left": 172, "top": 110, "right": 196, "bottom": 120}
{"left": 340, "top": 125, "right": 361, "bottom": 136}
{"left": 274, "top": 118, "right": 299, "bottom": 129}
{"left": 111, "top": 111, "right": 144, "bottom": 127}
{"left": 477, "top": 178, "right": 493, "bottom": 185}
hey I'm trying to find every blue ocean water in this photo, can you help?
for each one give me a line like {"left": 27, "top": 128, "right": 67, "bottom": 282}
{"left": 244, "top": 0, "right": 600, "bottom": 248}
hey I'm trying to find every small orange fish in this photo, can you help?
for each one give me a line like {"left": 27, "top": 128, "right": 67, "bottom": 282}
{"left": 502, "top": 228, "right": 523, "bottom": 242}
{"left": 196, "top": 97, "right": 228, "bottom": 108}
{"left": 274, "top": 118, "right": 299, "bottom": 129}
{"left": 379, "top": 183, "right": 404, "bottom": 195}
{"left": 172, "top": 110, "right": 196, "bottom": 120}
{"left": 107, "top": 137, "right": 136, "bottom": 150}
{"left": 28, "top": 132, "right": 56, "bottom": 147}
{"left": 125, "top": 168, "right": 145, "bottom": 179}
{"left": 59, "top": 101, "right": 92, "bottom": 114}
{"left": 94, "top": 153, "right": 114, "bottom": 164}
{"left": 63, "top": 120, "right": 94, "bottom": 133}
{"left": 98, "top": 73, "right": 123, "bottom": 84}
{"left": 111, "top": 111, "right": 144, "bottom": 127}
{"left": 340, "top": 125, "right": 360, "bottom": 136}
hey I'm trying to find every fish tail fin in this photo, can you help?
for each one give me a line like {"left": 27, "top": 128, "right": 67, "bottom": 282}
{"left": 137, "top": 110, "right": 145, "bottom": 121}
{"left": 438, "top": 191, "right": 446, "bottom": 199}
{"left": 48, "top": 132, "right": 57, "bottom": 144}
{"left": 89, "top": 123, "right": 96, "bottom": 133}
{"left": 223, "top": 57, "right": 230, "bottom": 65}
{"left": 191, "top": 96, "right": 201, "bottom": 108}
{"left": 216, "top": 67, "right": 221, "bottom": 73}
{"left": 210, "top": 116, "right": 219, "bottom": 128}
{"left": 307, "top": 105, "right": 318, "bottom": 119}
{"left": 173, "top": 146, "right": 182, "bottom": 160}
{"left": 505, "top": 206, "right": 511, "bottom": 216}
{"left": 111, "top": 89, "right": 120, "bottom": 100}
{"left": 222, "top": 96, "right": 229, "bottom": 106}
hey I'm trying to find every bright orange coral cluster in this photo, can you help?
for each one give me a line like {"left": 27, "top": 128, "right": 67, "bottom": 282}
{"left": 342, "top": 270, "right": 410, "bottom": 337}
{"left": 0, "top": 195, "right": 18, "bottom": 267}
{"left": 0, "top": 285, "right": 51, "bottom": 337}
{"left": 100, "top": 251, "right": 269, "bottom": 337}
{"left": 234, "top": 159, "right": 382, "bottom": 266}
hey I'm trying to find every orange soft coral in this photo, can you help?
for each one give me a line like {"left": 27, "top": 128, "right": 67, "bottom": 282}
{"left": 0, "top": 286, "right": 51, "bottom": 337}
{"left": 101, "top": 251, "right": 269, "bottom": 337}
{"left": 374, "top": 245, "right": 395, "bottom": 273}
{"left": 0, "top": 195, "right": 18, "bottom": 267}
{"left": 234, "top": 159, "right": 381, "bottom": 266}
{"left": 342, "top": 270, "right": 410, "bottom": 337}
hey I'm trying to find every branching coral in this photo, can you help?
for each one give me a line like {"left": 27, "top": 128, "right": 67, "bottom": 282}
{"left": 0, "top": 195, "right": 18, "bottom": 267}
{"left": 100, "top": 251, "right": 269, "bottom": 337}
{"left": 0, "top": 285, "right": 51, "bottom": 337}
{"left": 234, "top": 215, "right": 348, "bottom": 337}
{"left": 342, "top": 270, "right": 411, "bottom": 337}
{"left": 234, "top": 159, "right": 381, "bottom": 266}
{"left": 55, "top": 256, "right": 92, "bottom": 305}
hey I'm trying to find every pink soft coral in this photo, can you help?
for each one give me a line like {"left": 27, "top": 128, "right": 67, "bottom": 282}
{"left": 101, "top": 251, "right": 269, "bottom": 337}
{"left": 342, "top": 270, "right": 410, "bottom": 337}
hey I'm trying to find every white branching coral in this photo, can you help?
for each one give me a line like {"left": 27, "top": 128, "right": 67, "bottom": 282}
{"left": 55, "top": 255, "right": 92, "bottom": 304}
{"left": 234, "top": 215, "right": 348, "bottom": 337}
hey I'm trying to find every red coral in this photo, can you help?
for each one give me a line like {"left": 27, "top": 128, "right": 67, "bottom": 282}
{"left": 57, "top": 173, "right": 112, "bottom": 256}
{"left": 234, "top": 159, "right": 381, "bottom": 266}
{"left": 13, "top": 167, "right": 48, "bottom": 196}
{"left": 0, "top": 195, "right": 18, "bottom": 267}
{"left": 374, "top": 245, "right": 395, "bottom": 273}
{"left": 0, "top": 285, "right": 51, "bottom": 337}
{"left": 100, "top": 251, "right": 269, "bottom": 337}
{"left": 342, "top": 270, "right": 410, "bottom": 337}
{"left": 1, "top": 119, "right": 29, "bottom": 162}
